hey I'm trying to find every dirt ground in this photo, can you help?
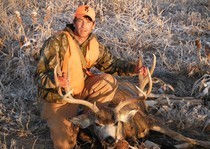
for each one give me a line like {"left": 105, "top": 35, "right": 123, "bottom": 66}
{"left": 1, "top": 72, "right": 209, "bottom": 149}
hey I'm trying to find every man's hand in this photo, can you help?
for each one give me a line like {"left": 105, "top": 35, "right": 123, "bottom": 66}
{"left": 134, "top": 64, "right": 148, "bottom": 77}
{"left": 57, "top": 72, "right": 69, "bottom": 88}
{"left": 139, "top": 66, "right": 148, "bottom": 77}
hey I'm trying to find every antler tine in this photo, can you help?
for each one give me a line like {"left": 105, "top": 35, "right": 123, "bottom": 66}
{"left": 54, "top": 50, "right": 65, "bottom": 96}
{"left": 138, "top": 54, "right": 144, "bottom": 89}
{"left": 136, "top": 67, "right": 152, "bottom": 99}
{"left": 139, "top": 54, "right": 156, "bottom": 94}
{"left": 54, "top": 50, "right": 71, "bottom": 96}
{"left": 62, "top": 90, "right": 100, "bottom": 113}
{"left": 54, "top": 64, "right": 59, "bottom": 86}
{"left": 54, "top": 64, "right": 64, "bottom": 96}
{"left": 138, "top": 53, "right": 144, "bottom": 68}
{"left": 115, "top": 99, "right": 139, "bottom": 114}
{"left": 150, "top": 54, "right": 156, "bottom": 75}
{"left": 145, "top": 67, "right": 152, "bottom": 97}
{"left": 135, "top": 86, "right": 146, "bottom": 98}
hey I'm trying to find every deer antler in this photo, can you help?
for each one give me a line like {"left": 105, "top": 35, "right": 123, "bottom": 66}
{"left": 115, "top": 98, "right": 139, "bottom": 114}
{"left": 54, "top": 68, "right": 99, "bottom": 113}
{"left": 54, "top": 49, "right": 72, "bottom": 96}
{"left": 54, "top": 65, "right": 99, "bottom": 113}
{"left": 136, "top": 67, "right": 152, "bottom": 99}
{"left": 138, "top": 54, "right": 156, "bottom": 93}
{"left": 54, "top": 64, "right": 64, "bottom": 96}
{"left": 62, "top": 91, "right": 100, "bottom": 113}
{"left": 115, "top": 55, "right": 154, "bottom": 113}
{"left": 53, "top": 53, "right": 99, "bottom": 113}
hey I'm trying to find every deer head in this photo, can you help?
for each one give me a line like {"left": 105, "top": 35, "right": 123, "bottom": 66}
{"left": 65, "top": 54, "right": 156, "bottom": 147}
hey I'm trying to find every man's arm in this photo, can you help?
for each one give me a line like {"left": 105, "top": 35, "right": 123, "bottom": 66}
{"left": 95, "top": 44, "right": 136, "bottom": 76}
{"left": 34, "top": 33, "right": 70, "bottom": 101}
{"left": 34, "top": 37, "right": 58, "bottom": 91}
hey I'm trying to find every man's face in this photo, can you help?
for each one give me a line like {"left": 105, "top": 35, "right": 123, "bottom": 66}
{"left": 73, "top": 16, "right": 95, "bottom": 38}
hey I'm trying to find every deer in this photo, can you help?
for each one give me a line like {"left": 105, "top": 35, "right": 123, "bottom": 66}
{"left": 54, "top": 54, "right": 210, "bottom": 149}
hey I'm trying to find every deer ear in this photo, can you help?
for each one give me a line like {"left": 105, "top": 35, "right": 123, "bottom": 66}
{"left": 70, "top": 114, "right": 94, "bottom": 129}
{"left": 118, "top": 109, "right": 138, "bottom": 123}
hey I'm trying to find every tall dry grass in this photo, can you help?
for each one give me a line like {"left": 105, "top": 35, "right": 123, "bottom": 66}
{"left": 0, "top": 0, "right": 209, "bottom": 148}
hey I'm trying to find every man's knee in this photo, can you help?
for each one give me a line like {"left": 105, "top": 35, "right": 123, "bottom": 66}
{"left": 53, "top": 140, "right": 76, "bottom": 149}
{"left": 52, "top": 135, "right": 77, "bottom": 149}
{"left": 50, "top": 121, "right": 79, "bottom": 149}
{"left": 92, "top": 74, "right": 118, "bottom": 105}
{"left": 101, "top": 73, "right": 118, "bottom": 91}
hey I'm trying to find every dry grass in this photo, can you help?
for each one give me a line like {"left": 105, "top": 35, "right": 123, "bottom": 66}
{"left": 0, "top": 0, "right": 209, "bottom": 148}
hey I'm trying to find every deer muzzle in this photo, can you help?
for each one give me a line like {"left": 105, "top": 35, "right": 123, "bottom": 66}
{"left": 95, "top": 124, "right": 117, "bottom": 145}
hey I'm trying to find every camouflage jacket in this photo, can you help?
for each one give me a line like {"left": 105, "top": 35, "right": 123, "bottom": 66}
{"left": 34, "top": 24, "right": 136, "bottom": 102}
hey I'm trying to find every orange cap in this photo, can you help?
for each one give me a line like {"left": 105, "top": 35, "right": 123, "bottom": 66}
{"left": 74, "top": 5, "right": 96, "bottom": 22}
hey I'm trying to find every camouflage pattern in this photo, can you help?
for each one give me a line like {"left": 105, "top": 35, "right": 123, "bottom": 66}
{"left": 34, "top": 24, "right": 136, "bottom": 102}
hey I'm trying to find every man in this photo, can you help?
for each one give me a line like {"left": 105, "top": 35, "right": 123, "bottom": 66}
{"left": 34, "top": 5, "right": 138, "bottom": 149}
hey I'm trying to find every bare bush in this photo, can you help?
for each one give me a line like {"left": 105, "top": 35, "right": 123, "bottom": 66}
{"left": 0, "top": 0, "right": 209, "bottom": 148}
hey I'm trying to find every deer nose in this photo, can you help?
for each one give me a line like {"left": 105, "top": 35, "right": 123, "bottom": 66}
{"left": 104, "top": 136, "right": 115, "bottom": 145}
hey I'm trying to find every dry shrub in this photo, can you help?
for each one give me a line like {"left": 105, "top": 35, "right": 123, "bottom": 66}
{"left": 0, "top": 0, "right": 209, "bottom": 148}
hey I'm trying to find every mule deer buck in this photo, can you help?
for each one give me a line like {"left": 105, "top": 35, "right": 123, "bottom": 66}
{"left": 55, "top": 54, "right": 210, "bottom": 148}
